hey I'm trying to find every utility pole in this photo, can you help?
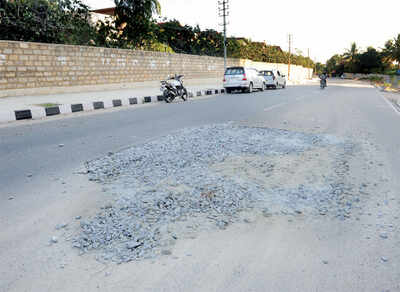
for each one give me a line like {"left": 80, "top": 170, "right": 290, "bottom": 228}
{"left": 307, "top": 48, "right": 311, "bottom": 79}
{"left": 218, "top": 0, "right": 229, "bottom": 70}
{"left": 288, "top": 34, "right": 292, "bottom": 80}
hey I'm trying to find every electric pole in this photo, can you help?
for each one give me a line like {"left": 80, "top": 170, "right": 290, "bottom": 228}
{"left": 218, "top": 0, "right": 229, "bottom": 70}
{"left": 307, "top": 48, "right": 311, "bottom": 79}
{"left": 288, "top": 34, "right": 292, "bottom": 80}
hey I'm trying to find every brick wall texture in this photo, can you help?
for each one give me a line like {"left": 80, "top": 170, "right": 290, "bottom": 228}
{"left": 0, "top": 40, "right": 312, "bottom": 91}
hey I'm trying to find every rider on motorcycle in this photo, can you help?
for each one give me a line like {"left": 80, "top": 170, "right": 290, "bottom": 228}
{"left": 320, "top": 72, "right": 328, "bottom": 87}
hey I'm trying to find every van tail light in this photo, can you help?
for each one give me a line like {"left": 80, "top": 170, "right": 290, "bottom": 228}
{"left": 223, "top": 77, "right": 226, "bottom": 82}
{"left": 242, "top": 74, "right": 247, "bottom": 81}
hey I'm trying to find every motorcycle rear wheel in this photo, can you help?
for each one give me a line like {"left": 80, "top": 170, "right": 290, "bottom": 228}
{"left": 181, "top": 88, "right": 188, "bottom": 101}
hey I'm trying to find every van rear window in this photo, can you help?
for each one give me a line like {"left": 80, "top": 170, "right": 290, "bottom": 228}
{"left": 225, "top": 68, "right": 244, "bottom": 75}
{"left": 261, "top": 71, "right": 273, "bottom": 76}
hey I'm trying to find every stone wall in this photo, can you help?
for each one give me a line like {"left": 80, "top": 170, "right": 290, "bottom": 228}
{"left": 240, "top": 59, "right": 313, "bottom": 83}
{"left": 0, "top": 40, "right": 312, "bottom": 92}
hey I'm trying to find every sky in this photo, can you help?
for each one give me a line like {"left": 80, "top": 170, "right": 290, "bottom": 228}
{"left": 84, "top": 0, "right": 400, "bottom": 63}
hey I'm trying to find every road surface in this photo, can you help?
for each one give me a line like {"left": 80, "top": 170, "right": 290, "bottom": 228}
{"left": 1, "top": 79, "right": 399, "bottom": 292}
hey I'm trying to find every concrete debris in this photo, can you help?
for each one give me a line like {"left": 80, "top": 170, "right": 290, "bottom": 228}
{"left": 56, "top": 223, "right": 68, "bottom": 230}
{"left": 381, "top": 257, "right": 388, "bottom": 262}
{"left": 73, "top": 123, "right": 364, "bottom": 263}
{"left": 161, "top": 250, "right": 172, "bottom": 256}
{"left": 379, "top": 233, "right": 388, "bottom": 239}
{"left": 262, "top": 208, "right": 272, "bottom": 218}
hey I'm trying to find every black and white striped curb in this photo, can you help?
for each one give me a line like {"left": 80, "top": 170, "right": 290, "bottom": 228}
{"left": 10, "top": 88, "right": 225, "bottom": 122}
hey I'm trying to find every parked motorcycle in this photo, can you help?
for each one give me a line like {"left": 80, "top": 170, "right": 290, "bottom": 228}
{"left": 160, "top": 75, "right": 188, "bottom": 103}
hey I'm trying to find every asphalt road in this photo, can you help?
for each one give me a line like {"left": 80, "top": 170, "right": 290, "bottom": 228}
{"left": 0, "top": 83, "right": 318, "bottom": 200}
{"left": 1, "top": 79, "right": 400, "bottom": 291}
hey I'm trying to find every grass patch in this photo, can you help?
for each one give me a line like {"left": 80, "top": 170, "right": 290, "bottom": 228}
{"left": 35, "top": 103, "right": 60, "bottom": 108}
{"left": 359, "top": 76, "right": 384, "bottom": 83}
{"left": 384, "top": 82, "right": 392, "bottom": 88}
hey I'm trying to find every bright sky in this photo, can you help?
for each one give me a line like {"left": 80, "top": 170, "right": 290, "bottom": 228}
{"left": 84, "top": 0, "right": 400, "bottom": 63}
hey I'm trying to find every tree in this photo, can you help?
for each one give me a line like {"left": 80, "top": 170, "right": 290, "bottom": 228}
{"left": 155, "top": 20, "right": 226, "bottom": 56}
{"left": 114, "top": 0, "right": 161, "bottom": 48}
{"left": 384, "top": 34, "right": 400, "bottom": 69}
{"left": 156, "top": 20, "right": 196, "bottom": 54}
{"left": 193, "top": 29, "right": 224, "bottom": 56}
{"left": 358, "top": 47, "right": 384, "bottom": 73}
{"left": 0, "top": 0, "right": 97, "bottom": 45}
{"left": 314, "top": 62, "right": 325, "bottom": 75}
{"left": 95, "top": 18, "right": 120, "bottom": 48}
{"left": 224, "top": 38, "right": 314, "bottom": 68}
{"left": 0, "top": 0, "right": 315, "bottom": 68}
{"left": 326, "top": 54, "right": 345, "bottom": 76}
{"left": 343, "top": 42, "right": 360, "bottom": 73}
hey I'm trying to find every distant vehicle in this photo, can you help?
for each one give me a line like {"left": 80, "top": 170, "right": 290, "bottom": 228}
{"left": 341, "top": 73, "right": 352, "bottom": 79}
{"left": 223, "top": 67, "right": 266, "bottom": 93}
{"left": 259, "top": 70, "right": 286, "bottom": 89}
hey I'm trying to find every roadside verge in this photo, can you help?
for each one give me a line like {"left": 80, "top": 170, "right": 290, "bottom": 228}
{"left": 0, "top": 87, "right": 225, "bottom": 124}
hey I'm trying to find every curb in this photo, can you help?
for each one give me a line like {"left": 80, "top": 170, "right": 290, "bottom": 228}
{"left": 7, "top": 88, "right": 224, "bottom": 123}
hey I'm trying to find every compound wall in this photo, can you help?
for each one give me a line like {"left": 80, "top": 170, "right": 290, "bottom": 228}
{"left": 0, "top": 40, "right": 312, "bottom": 94}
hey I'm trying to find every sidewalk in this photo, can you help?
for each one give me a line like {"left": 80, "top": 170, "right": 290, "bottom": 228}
{"left": 0, "top": 78, "right": 223, "bottom": 124}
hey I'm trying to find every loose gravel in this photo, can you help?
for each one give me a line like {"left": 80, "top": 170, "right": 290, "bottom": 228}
{"left": 73, "top": 123, "right": 364, "bottom": 263}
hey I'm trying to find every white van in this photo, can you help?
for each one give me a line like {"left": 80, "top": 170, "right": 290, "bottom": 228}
{"left": 223, "top": 67, "right": 266, "bottom": 93}
{"left": 259, "top": 69, "right": 286, "bottom": 89}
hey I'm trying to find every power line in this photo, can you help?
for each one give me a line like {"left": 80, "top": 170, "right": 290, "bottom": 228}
{"left": 218, "top": 0, "right": 229, "bottom": 70}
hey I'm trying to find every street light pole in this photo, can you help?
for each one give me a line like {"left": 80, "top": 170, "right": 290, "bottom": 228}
{"left": 288, "top": 34, "right": 292, "bottom": 80}
{"left": 218, "top": 0, "right": 229, "bottom": 70}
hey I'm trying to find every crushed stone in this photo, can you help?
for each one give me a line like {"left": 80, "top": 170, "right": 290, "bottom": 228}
{"left": 73, "top": 123, "right": 365, "bottom": 263}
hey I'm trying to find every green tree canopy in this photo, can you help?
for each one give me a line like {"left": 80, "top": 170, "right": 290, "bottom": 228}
{"left": 358, "top": 47, "right": 385, "bottom": 73}
{"left": 343, "top": 42, "right": 360, "bottom": 73}
{"left": 384, "top": 34, "right": 400, "bottom": 68}
{"left": 0, "top": 1, "right": 315, "bottom": 68}
{"left": 314, "top": 62, "right": 326, "bottom": 75}
{"left": 0, "top": 0, "right": 97, "bottom": 45}
{"left": 326, "top": 54, "right": 345, "bottom": 75}
{"left": 156, "top": 20, "right": 197, "bottom": 54}
{"left": 113, "top": 0, "right": 161, "bottom": 48}
{"left": 325, "top": 35, "right": 399, "bottom": 75}
{"left": 153, "top": 19, "right": 314, "bottom": 67}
